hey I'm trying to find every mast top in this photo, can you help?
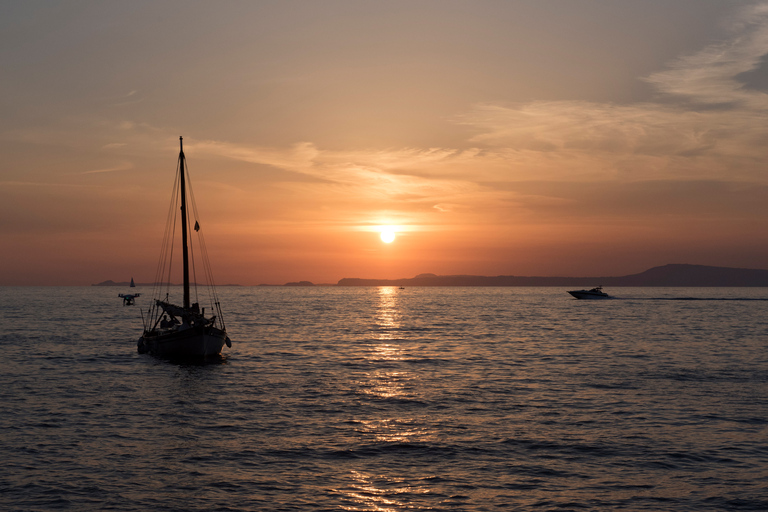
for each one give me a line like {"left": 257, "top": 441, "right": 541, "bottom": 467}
{"left": 179, "top": 136, "right": 184, "bottom": 155}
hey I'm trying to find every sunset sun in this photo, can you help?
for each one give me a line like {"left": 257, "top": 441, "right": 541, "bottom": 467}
{"left": 380, "top": 229, "right": 396, "bottom": 243}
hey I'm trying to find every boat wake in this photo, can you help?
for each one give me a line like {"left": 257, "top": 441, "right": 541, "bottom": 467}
{"left": 612, "top": 297, "right": 768, "bottom": 301}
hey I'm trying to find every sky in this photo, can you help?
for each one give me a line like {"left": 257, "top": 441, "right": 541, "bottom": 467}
{"left": 3, "top": 0, "right": 768, "bottom": 285}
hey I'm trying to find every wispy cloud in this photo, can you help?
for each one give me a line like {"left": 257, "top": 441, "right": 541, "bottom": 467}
{"left": 645, "top": 2, "right": 768, "bottom": 106}
{"left": 453, "top": 2, "right": 768, "bottom": 184}
{"left": 102, "top": 142, "right": 127, "bottom": 149}
{"left": 78, "top": 162, "right": 133, "bottom": 175}
{"left": 110, "top": 90, "right": 143, "bottom": 107}
{"left": 155, "top": 3, "right": 768, "bottom": 237}
{"left": 195, "top": 3, "right": 768, "bottom": 198}
{"left": 193, "top": 140, "right": 488, "bottom": 207}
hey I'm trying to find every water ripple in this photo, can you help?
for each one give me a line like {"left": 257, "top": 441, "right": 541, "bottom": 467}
{"left": 1, "top": 286, "right": 768, "bottom": 510}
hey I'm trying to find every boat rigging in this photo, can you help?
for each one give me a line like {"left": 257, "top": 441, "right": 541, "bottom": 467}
{"left": 136, "top": 136, "right": 231, "bottom": 357}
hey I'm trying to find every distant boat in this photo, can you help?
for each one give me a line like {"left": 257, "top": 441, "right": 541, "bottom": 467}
{"left": 568, "top": 286, "right": 611, "bottom": 299}
{"left": 130, "top": 277, "right": 136, "bottom": 287}
{"left": 136, "top": 137, "right": 231, "bottom": 357}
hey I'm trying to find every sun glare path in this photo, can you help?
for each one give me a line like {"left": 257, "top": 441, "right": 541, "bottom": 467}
{"left": 380, "top": 229, "right": 396, "bottom": 243}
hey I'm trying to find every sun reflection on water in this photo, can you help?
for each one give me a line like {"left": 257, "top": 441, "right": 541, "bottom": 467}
{"left": 359, "top": 287, "right": 410, "bottom": 399}
{"left": 374, "top": 286, "right": 401, "bottom": 341}
{"left": 338, "top": 470, "right": 431, "bottom": 512}
{"left": 370, "top": 343, "right": 403, "bottom": 362}
{"left": 356, "top": 370, "right": 414, "bottom": 400}
{"left": 339, "top": 287, "right": 438, "bottom": 509}
{"left": 357, "top": 418, "right": 433, "bottom": 443}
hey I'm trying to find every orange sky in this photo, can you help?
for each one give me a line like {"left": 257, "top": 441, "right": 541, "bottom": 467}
{"left": 2, "top": 1, "right": 768, "bottom": 285}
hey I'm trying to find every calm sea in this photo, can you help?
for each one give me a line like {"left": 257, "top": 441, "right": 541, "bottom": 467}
{"left": 1, "top": 286, "right": 767, "bottom": 511}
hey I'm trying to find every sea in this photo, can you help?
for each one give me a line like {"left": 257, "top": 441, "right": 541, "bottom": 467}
{"left": 1, "top": 286, "right": 767, "bottom": 511}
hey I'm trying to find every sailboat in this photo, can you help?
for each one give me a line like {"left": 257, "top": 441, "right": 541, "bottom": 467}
{"left": 137, "top": 137, "right": 231, "bottom": 357}
{"left": 130, "top": 277, "right": 136, "bottom": 287}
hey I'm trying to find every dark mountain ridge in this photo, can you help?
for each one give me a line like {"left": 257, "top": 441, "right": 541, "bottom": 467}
{"left": 93, "top": 264, "right": 768, "bottom": 287}
{"left": 336, "top": 264, "right": 768, "bottom": 287}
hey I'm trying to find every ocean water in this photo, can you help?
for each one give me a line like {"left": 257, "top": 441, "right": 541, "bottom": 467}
{"left": 1, "top": 286, "right": 767, "bottom": 511}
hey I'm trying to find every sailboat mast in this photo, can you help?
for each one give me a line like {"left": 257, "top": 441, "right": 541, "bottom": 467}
{"left": 179, "top": 136, "right": 190, "bottom": 309}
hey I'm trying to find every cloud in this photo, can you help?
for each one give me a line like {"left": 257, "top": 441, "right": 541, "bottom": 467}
{"left": 645, "top": 2, "right": 768, "bottom": 106}
{"left": 451, "top": 2, "right": 768, "bottom": 184}
{"left": 79, "top": 162, "right": 133, "bottom": 174}
{"left": 212, "top": 3, "right": 768, "bottom": 191}
{"left": 172, "top": 3, "right": 768, "bottom": 235}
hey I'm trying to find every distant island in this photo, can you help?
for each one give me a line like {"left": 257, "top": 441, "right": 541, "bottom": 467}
{"left": 336, "top": 264, "right": 768, "bottom": 287}
{"left": 93, "top": 264, "right": 768, "bottom": 288}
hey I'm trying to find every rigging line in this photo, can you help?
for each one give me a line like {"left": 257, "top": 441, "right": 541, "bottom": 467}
{"left": 184, "top": 163, "right": 201, "bottom": 306}
{"left": 184, "top": 160, "right": 221, "bottom": 316}
{"left": 195, "top": 225, "right": 209, "bottom": 299}
{"left": 155, "top": 197, "right": 170, "bottom": 294}
{"left": 154, "top": 161, "right": 180, "bottom": 310}
{"left": 197, "top": 225, "right": 221, "bottom": 324}
{"left": 190, "top": 208, "right": 221, "bottom": 326}
{"left": 197, "top": 219, "right": 222, "bottom": 326}
{"left": 167, "top": 183, "right": 178, "bottom": 300}
{"left": 189, "top": 211, "right": 199, "bottom": 306}
{"left": 185, "top": 160, "right": 221, "bottom": 307}
{"left": 164, "top": 171, "right": 180, "bottom": 296}
{"left": 201, "top": 234, "right": 217, "bottom": 299}
{"left": 174, "top": 152, "right": 225, "bottom": 329}
{"left": 151, "top": 162, "right": 180, "bottom": 318}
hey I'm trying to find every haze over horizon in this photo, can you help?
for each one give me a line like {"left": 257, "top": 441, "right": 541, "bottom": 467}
{"left": 4, "top": 1, "right": 768, "bottom": 286}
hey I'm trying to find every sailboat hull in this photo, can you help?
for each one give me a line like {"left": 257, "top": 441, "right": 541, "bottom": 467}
{"left": 138, "top": 325, "right": 228, "bottom": 357}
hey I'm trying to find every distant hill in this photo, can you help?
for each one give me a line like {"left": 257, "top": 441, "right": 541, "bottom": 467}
{"left": 92, "top": 280, "right": 137, "bottom": 287}
{"left": 93, "top": 264, "right": 768, "bottom": 287}
{"left": 336, "top": 264, "right": 768, "bottom": 287}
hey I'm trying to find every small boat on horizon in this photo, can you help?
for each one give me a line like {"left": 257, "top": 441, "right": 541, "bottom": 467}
{"left": 568, "top": 286, "right": 612, "bottom": 300}
{"left": 136, "top": 137, "right": 231, "bottom": 357}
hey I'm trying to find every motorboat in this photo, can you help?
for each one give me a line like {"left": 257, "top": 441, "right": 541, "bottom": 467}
{"left": 567, "top": 286, "right": 611, "bottom": 299}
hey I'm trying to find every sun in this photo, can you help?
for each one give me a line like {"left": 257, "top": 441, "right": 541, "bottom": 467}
{"left": 380, "top": 229, "right": 396, "bottom": 243}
